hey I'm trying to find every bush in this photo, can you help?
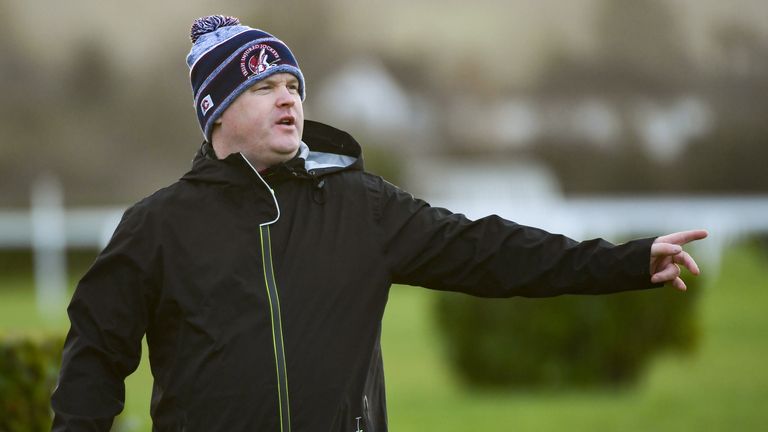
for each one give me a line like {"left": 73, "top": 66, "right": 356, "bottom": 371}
{"left": 434, "top": 279, "right": 700, "bottom": 389}
{"left": 0, "top": 333, "right": 65, "bottom": 431}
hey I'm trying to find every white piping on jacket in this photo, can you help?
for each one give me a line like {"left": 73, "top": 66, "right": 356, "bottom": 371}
{"left": 240, "top": 153, "right": 281, "bottom": 226}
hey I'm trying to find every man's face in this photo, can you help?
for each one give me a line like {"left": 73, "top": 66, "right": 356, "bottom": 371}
{"left": 213, "top": 73, "right": 304, "bottom": 169}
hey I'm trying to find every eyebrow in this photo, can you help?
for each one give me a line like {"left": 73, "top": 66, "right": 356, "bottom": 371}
{"left": 262, "top": 75, "right": 299, "bottom": 85}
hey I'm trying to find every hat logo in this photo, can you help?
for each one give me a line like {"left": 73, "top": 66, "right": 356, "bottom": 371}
{"left": 240, "top": 44, "right": 281, "bottom": 77}
{"left": 200, "top": 94, "right": 214, "bottom": 115}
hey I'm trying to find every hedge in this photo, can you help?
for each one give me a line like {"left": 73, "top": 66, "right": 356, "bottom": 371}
{"left": 0, "top": 333, "right": 65, "bottom": 432}
{"left": 434, "top": 278, "right": 700, "bottom": 389}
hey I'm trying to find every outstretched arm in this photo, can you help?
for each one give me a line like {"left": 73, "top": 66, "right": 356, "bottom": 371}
{"left": 369, "top": 175, "right": 665, "bottom": 297}
{"left": 650, "top": 229, "right": 709, "bottom": 291}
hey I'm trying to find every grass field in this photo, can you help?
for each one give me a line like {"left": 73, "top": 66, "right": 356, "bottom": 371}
{"left": 1, "top": 243, "right": 766, "bottom": 431}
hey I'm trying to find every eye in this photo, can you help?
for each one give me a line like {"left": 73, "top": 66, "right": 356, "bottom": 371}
{"left": 252, "top": 84, "right": 271, "bottom": 92}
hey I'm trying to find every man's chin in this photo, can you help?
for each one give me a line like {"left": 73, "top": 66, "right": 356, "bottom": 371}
{"left": 274, "top": 142, "right": 301, "bottom": 158}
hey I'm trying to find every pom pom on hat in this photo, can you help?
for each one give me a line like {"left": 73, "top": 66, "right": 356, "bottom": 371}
{"left": 186, "top": 15, "right": 305, "bottom": 142}
{"left": 190, "top": 15, "right": 241, "bottom": 43}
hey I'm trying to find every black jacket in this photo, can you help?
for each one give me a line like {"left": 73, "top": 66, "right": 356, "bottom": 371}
{"left": 52, "top": 121, "right": 658, "bottom": 431}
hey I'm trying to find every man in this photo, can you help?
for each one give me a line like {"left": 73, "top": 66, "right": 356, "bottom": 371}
{"left": 51, "top": 15, "right": 707, "bottom": 432}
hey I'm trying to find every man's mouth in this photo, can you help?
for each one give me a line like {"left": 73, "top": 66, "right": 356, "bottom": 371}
{"left": 276, "top": 115, "right": 295, "bottom": 126}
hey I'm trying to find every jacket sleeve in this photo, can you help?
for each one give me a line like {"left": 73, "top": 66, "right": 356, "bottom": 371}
{"left": 51, "top": 203, "right": 159, "bottom": 431}
{"left": 367, "top": 175, "right": 659, "bottom": 297}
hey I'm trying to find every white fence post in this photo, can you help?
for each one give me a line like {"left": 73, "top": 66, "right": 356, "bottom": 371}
{"left": 31, "top": 174, "right": 68, "bottom": 316}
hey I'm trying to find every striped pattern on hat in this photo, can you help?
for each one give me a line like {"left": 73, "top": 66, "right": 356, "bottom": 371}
{"left": 186, "top": 15, "right": 305, "bottom": 142}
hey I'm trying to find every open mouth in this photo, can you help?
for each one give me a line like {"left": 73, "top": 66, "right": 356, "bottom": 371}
{"left": 277, "top": 116, "right": 295, "bottom": 126}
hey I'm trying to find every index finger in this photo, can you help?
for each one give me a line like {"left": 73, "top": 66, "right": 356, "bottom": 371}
{"left": 655, "top": 229, "right": 709, "bottom": 246}
{"left": 650, "top": 243, "right": 682, "bottom": 258}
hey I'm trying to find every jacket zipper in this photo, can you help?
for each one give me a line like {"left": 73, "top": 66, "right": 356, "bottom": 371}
{"left": 260, "top": 224, "right": 291, "bottom": 432}
{"left": 241, "top": 153, "right": 291, "bottom": 432}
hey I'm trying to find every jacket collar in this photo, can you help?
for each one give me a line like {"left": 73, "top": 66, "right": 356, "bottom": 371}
{"left": 180, "top": 120, "right": 364, "bottom": 187}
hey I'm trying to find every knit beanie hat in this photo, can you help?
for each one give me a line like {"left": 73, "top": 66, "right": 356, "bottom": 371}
{"left": 186, "top": 15, "right": 306, "bottom": 142}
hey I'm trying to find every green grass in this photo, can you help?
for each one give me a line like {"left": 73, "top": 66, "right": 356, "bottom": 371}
{"left": 383, "top": 243, "right": 768, "bottom": 431}
{"left": 1, "top": 243, "right": 766, "bottom": 430}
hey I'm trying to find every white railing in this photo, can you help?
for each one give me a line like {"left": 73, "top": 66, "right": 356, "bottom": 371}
{"left": 3, "top": 172, "right": 768, "bottom": 315}
{"left": 1, "top": 176, "right": 124, "bottom": 315}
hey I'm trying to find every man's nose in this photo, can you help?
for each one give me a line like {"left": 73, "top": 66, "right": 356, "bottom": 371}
{"left": 275, "top": 86, "right": 295, "bottom": 106}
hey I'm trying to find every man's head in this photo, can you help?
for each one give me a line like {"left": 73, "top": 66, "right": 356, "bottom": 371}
{"left": 187, "top": 15, "right": 305, "bottom": 165}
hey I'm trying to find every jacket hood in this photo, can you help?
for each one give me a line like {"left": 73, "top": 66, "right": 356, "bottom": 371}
{"left": 181, "top": 120, "right": 364, "bottom": 186}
